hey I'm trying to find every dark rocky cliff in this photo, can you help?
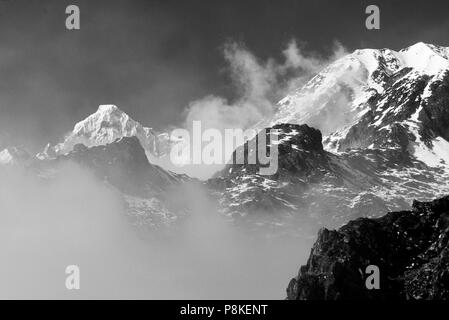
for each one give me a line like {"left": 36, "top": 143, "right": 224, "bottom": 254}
{"left": 287, "top": 195, "right": 449, "bottom": 300}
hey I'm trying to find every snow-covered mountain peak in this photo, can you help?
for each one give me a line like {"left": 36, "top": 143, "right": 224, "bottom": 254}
{"left": 0, "top": 148, "right": 15, "bottom": 165}
{"left": 398, "top": 42, "right": 449, "bottom": 75}
{"left": 97, "top": 104, "right": 120, "bottom": 113}
{"left": 37, "top": 104, "right": 164, "bottom": 160}
{"left": 400, "top": 42, "right": 448, "bottom": 57}
{"left": 348, "top": 42, "right": 449, "bottom": 77}
{"left": 0, "top": 146, "right": 33, "bottom": 165}
{"left": 36, "top": 104, "right": 179, "bottom": 171}
{"left": 268, "top": 42, "right": 449, "bottom": 142}
{"left": 60, "top": 104, "right": 149, "bottom": 154}
{"left": 71, "top": 104, "right": 140, "bottom": 137}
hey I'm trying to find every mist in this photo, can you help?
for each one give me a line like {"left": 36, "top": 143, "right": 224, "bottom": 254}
{"left": 0, "top": 163, "right": 312, "bottom": 299}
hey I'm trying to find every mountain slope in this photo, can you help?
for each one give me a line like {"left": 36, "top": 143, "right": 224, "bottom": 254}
{"left": 269, "top": 42, "right": 449, "bottom": 139}
{"left": 266, "top": 43, "right": 449, "bottom": 170}
{"left": 208, "top": 42, "right": 449, "bottom": 235}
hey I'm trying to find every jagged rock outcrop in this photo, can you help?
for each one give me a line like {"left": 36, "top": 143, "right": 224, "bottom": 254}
{"left": 213, "top": 123, "right": 328, "bottom": 181}
{"left": 287, "top": 196, "right": 449, "bottom": 300}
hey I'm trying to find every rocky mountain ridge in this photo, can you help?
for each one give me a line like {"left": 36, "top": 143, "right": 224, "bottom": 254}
{"left": 2, "top": 42, "right": 449, "bottom": 236}
{"left": 208, "top": 43, "right": 449, "bottom": 235}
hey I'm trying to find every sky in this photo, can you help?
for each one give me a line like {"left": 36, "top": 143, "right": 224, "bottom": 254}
{"left": 1, "top": 0, "right": 449, "bottom": 151}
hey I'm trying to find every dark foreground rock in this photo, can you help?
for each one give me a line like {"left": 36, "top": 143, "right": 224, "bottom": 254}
{"left": 287, "top": 195, "right": 449, "bottom": 300}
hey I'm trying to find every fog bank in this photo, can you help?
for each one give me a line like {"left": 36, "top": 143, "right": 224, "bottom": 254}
{"left": 0, "top": 164, "right": 312, "bottom": 299}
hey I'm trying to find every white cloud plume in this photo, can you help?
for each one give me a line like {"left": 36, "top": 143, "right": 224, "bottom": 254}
{"left": 184, "top": 39, "right": 348, "bottom": 131}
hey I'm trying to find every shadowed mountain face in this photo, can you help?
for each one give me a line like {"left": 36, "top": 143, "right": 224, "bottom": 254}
{"left": 286, "top": 196, "right": 449, "bottom": 300}
{"left": 58, "top": 136, "right": 182, "bottom": 196}
{"left": 32, "top": 136, "right": 190, "bottom": 230}
{"left": 35, "top": 136, "right": 184, "bottom": 195}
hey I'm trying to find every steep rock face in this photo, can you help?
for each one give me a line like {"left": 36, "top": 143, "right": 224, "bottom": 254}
{"left": 216, "top": 124, "right": 328, "bottom": 181}
{"left": 325, "top": 68, "right": 449, "bottom": 169}
{"left": 419, "top": 73, "right": 449, "bottom": 144}
{"left": 208, "top": 124, "right": 331, "bottom": 228}
{"left": 286, "top": 196, "right": 449, "bottom": 300}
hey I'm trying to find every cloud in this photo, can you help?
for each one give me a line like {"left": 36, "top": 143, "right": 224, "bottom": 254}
{"left": 185, "top": 95, "right": 263, "bottom": 131}
{"left": 183, "top": 39, "right": 348, "bottom": 131}
{"left": 282, "top": 40, "right": 322, "bottom": 72}
{"left": 282, "top": 40, "right": 346, "bottom": 71}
